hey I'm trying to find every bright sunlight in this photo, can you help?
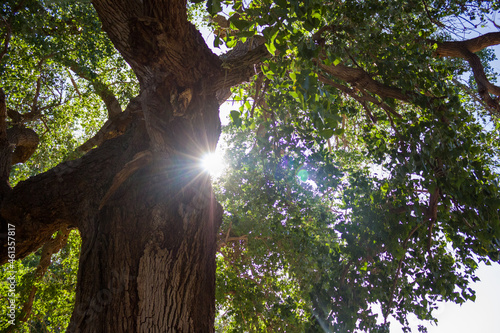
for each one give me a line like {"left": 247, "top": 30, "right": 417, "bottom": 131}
{"left": 201, "top": 150, "right": 225, "bottom": 178}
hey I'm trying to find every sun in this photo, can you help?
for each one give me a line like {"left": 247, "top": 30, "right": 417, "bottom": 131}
{"left": 201, "top": 150, "right": 225, "bottom": 177}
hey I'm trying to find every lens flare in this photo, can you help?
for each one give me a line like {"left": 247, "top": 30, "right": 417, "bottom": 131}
{"left": 297, "top": 169, "right": 309, "bottom": 181}
{"left": 201, "top": 152, "right": 225, "bottom": 177}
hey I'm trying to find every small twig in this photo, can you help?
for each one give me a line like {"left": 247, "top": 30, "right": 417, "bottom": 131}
{"left": 487, "top": 17, "right": 500, "bottom": 30}
{"left": 31, "top": 75, "right": 42, "bottom": 115}
{"left": 66, "top": 69, "right": 82, "bottom": 99}
{"left": 422, "top": 0, "right": 445, "bottom": 28}
{"left": 360, "top": 101, "right": 378, "bottom": 124}
{"left": 40, "top": 115, "right": 51, "bottom": 135}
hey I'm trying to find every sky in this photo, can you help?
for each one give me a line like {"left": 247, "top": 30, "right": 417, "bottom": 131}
{"left": 390, "top": 263, "right": 500, "bottom": 332}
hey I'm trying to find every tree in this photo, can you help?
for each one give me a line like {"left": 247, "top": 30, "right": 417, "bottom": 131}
{"left": 0, "top": 0, "right": 499, "bottom": 332}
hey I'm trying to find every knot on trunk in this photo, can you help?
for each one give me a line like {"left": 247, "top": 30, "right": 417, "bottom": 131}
{"left": 7, "top": 126, "right": 40, "bottom": 164}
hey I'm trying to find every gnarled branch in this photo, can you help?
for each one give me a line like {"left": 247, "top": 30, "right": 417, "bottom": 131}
{"left": 77, "top": 97, "right": 140, "bottom": 153}
{"left": 7, "top": 126, "right": 40, "bottom": 164}
{"left": 17, "top": 227, "right": 72, "bottom": 325}
{"left": 92, "top": 0, "right": 221, "bottom": 86}
{"left": 215, "top": 39, "right": 269, "bottom": 104}
{"left": 0, "top": 113, "right": 146, "bottom": 265}
{"left": 434, "top": 32, "right": 500, "bottom": 114}
{"left": 435, "top": 32, "right": 500, "bottom": 57}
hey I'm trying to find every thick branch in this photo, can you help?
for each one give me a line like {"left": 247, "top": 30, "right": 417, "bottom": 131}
{"left": 91, "top": 0, "right": 221, "bottom": 86}
{"left": 7, "top": 126, "right": 40, "bottom": 164}
{"left": 462, "top": 50, "right": 500, "bottom": 112}
{"left": 0, "top": 112, "right": 146, "bottom": 265}
{"left": 434, "top": 32, "right": 500, "bottom": 57}
{"left": 77, "top": 97, "right": 140, "bottom": 153}
{"left": 214, "top": 39, "right": 270, "bottom": 104}
{"left": 434, "top": 32, "right": 500, "bottom": 113}
{"left": 318, "top": 74, "right": 403, "bottom": 122}
{"left": 318, "top": 63, "right": 411, "bottom": 102}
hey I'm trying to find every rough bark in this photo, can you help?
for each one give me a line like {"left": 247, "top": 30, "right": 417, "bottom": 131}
{"left": 6, "top": 126, "right": 40, "bottom": 165}
{"left": 90, "top": 0, "right": 222, "bottom": 86}
{"left": 0, "top": 120, "right": 138, "bottom": 262}
{"left": 64, "top": 77, "right": 223, "bottom": 330}
{"left": 68, "top": 155, "right": 222, "bottom": 332}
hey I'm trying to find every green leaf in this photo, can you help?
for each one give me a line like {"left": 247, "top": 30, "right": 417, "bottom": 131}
{"left": 230, "top": 110, "right": 242, "bottom": 127}
{"left": 206, "top": 0, "right": 222, "bottom": 15}
{"left": 318, "top": 128, "right": 334, "bottom": 138}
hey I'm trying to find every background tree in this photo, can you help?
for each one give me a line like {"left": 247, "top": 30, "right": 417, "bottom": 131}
{"left": 1, "top": 0, "right": 499, "bottom": 332}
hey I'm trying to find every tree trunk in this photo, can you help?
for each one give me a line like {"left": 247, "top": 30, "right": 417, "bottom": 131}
{"left": 68, "top": 161, "right": 222, "bottom": 332}
{"left": 0, "top": 1, "right": 264, "bottom": 330}
{"left": 67, "top": 90, "right": 223, "bottom": 332}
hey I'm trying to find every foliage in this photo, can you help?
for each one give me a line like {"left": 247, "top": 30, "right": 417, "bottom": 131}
{"left": 213, "top": 83, "right": 500, "bottom": 331}
{"left": 208, "top": 0, "right": 500, "bottom": 331}
{"left": 0, "top": 230, "right": 81, "bottom": 332}
{"left": 1, "top": 0, "right": 500, "bottom": 332}
{"left": 1, "top": 0, "right": 138, "bottom": 184}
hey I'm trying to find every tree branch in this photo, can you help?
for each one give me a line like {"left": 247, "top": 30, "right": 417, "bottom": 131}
{"left": 318, "top": 74, "right": 404, "bottom": 123}
{"left": 76, "top": 97, "right": 140, "bottom": 153}
{"left": 214, "top": 39, "right": 270, "bottom": 104}
{"left": 18, "top": 227, "right": 72, "bottom": 325}
{"left": 91, "top": 0, "right": 221, "bottom": 86}
{"left": 0, "top": 113, "right": 146, "bottom": 265}
{"left": 66, "top": 60, "right": 122, "bottom": 118}
{"left": 318, "top": 63, "right": 411, "bottom": 102}
{"left": 7, "top": 126, "right": 40, "bottom": 164}
{"left": 434, "top": 32, "right": 500, "bottom": 57}
{"left": 434, "top": 32, "right": 500, "bottom": 114}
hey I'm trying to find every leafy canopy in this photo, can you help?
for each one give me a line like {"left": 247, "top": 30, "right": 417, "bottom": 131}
{"left": 1, "top": 0, "right": 500, "bottom": 332}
